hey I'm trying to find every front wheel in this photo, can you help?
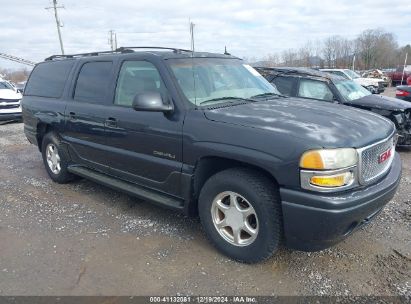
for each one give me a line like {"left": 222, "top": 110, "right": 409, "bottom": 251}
{"left": 198, "top": 168, "right": 283, "bottom": 263}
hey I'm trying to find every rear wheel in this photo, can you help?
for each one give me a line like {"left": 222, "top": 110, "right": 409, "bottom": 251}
{"left": 198, "top": 168, "right": 282, "bottom": 263}
{"left": 41, "top": 132, "right": 75, "bottom": 183}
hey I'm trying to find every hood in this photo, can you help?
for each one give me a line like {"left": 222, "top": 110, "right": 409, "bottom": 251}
{"left": 354, "top": 77, "right": 380, "bottom": 86}
{"left": 349, "top": 94, "right": 411, "bottom": 111}
{"left": 0, "top": 89, "right": 22, "bottom": 100}
{"left": 203, "top": 98, "right": 394, "bottom": 149}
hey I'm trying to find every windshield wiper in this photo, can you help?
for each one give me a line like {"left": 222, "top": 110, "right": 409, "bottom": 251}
{"left": 199, "top": 96, "right": 252, "bottom": 105}
{"left": 251, "top": 92, "right": 285, "bottom": 98}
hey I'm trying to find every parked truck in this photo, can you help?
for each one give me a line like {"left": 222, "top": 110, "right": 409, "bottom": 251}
{"left": 387, "top": 66, "right": 411, "bottom": 85}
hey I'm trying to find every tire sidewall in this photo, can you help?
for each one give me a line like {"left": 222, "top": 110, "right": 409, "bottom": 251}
{"left": 199, "top": 171, "right": 281, "bottom": 262}
{"left": 41, "top": 132, "right": 72, "bottom": 183}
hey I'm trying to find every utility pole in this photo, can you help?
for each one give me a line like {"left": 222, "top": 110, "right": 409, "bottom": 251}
{"left": 46, "top": 0, "right": 65, "bottom": 55}
{"left": 401, "top": 52, "right": 408, "bottom": 84}
{"left": 189, "top": 20, "right": 195, "bottom": 52}
{"left": 108, "top": 30, "right": 118, "bottom": 50}
{"left": 352, "top": 53, "right": 356, "bottom": 71}
{"left": 108, "top": 30, "right": 114, "bottom": 50}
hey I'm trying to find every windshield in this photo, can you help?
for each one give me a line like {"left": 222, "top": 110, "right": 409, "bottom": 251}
{"left": 335, "top": 80, "right": 371, "bottom": 101}
{"left": 167, "top": 58, "right": 279, "bottom": 106}
{"left": 344, "top": 69, "right": 361, "bottom": 79}
{"left": 0, "top": 81, "right": 14, "bottom": 90}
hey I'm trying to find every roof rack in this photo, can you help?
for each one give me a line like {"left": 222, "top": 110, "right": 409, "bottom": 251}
{"left": 117, "top": 46, "right": 192, "bottom": 53}
{"left": 45, "top": 46, "right": 192, "bottom": 61}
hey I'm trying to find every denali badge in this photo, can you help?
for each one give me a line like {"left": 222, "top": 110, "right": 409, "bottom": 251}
{"left": 378, "top": 148, "right": 392, "bottom": 164}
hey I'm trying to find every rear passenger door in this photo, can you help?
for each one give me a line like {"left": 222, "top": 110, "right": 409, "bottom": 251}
{"left": 103, "top": 58, "right": 184, "bottom": 196}
{"left": 64, "top": 60, "right": 115, "bottom": 173}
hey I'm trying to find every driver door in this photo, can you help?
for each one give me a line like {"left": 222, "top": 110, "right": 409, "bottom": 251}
{"left": 103, "top": 58, "right": 184, "bottom": 196}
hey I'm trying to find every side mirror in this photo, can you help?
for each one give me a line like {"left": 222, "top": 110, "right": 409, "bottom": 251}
{"left": 132, "top": 91, "right": 173, "bottom": 112}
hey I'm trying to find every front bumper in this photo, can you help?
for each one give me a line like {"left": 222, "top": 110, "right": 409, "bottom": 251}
{"left": 280, "top": 153, "right": 402, "bottom": 251}
{"left": 0, "top": 112, "right": 22, "bottom": 122}
{"left": 0, "top": 103, "right": 22, "bottom": 121}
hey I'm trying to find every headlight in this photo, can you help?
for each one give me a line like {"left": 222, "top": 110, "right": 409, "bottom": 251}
{"left": 300, "top": 148, "right": 358, "bottom": 170}
{"left": 300, "top": 148, "right": 358, "bottom": 192}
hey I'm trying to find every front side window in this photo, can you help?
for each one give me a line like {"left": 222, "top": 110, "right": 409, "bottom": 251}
{"left": 168, "top": 58, "right": 279, "bottom": 106}
{"left": 298, "top": 79, "right": 334, "bottom": 101}
{"left": 74, "top": 61, "right": 112, "bottom": 103}
{"left": 114, "top": 61, "right": 166, "bottom": 107}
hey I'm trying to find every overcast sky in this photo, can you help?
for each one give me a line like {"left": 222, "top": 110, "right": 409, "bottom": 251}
{"left": 1, "top": 0, "right": 410, "bottom": 69}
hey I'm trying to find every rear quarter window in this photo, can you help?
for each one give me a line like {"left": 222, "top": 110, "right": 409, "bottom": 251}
{"left": 25, "top": 60, "right": 74, "bottom": 98}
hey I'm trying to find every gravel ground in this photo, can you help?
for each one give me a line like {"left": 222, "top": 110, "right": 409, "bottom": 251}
{"left": 0, "top": 89, "right": 410, "bottom": 297}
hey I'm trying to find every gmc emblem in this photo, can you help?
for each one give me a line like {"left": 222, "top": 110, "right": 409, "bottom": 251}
{"left": 378, "top": 148, "right": 392, "bottom": 164}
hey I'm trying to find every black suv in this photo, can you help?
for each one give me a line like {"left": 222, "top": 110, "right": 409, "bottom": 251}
{"left": 22, "top": 47, "right": 401, "bottom": 263}
{"left": 257, "top": 67, "right": 411, "bottom": 147}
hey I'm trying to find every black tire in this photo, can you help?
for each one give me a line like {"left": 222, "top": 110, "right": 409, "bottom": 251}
{"left": 41, "top": 132, "right": 75, "bottom": 183}
{"left": 198, "top": 168, "right": 283, "bottom": 263}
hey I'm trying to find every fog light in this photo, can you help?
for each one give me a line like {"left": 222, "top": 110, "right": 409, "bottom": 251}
{"left": 310, "top": 172, "right": 354, "bottom": 188}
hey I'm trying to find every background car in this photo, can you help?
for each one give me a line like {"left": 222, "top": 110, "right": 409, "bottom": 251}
{"left": 256, "top": 67, "right": 411, "bottom": 146}
{"left": 14, "top": 81, "right": 26, "bottom": 93}
{"left": 0, "top": 78, "right": 23, "bottom": 122}
{"left": 387, "top": 65, "right": 411, "bottom": 85}
{"left": 361, "top": 69, "right": 390, "bottom": 87}
{"left": 396, "top": 85, "right": 411, "bottom": 102}
{"left": 320, "top": 68, "right": 385, "bottom": 94}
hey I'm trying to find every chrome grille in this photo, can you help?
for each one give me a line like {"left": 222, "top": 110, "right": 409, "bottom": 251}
{"left": 359, "top": 135, "right": 395, "bottom": 185}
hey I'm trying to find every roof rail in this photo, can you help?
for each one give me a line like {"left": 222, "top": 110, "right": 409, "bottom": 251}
{"left": 45, "top": 49, "right": 123, "bottom": 61}
{"left": 116, "top": 46, "right": 192, "bottom": 53}
{"left": 44, "top": 46, "right": 192, "bottom": 61}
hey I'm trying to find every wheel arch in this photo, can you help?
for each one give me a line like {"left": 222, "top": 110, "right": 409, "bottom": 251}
{"left": 36, "top": 122, "right": 54, "bottom": 152}
{"left": 186, "top": 156, "right": 280, "bottom": 216}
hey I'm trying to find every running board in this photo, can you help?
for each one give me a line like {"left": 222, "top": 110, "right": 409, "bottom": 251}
{"left": 68, "top": 166, "right": 184, "bottom": 210}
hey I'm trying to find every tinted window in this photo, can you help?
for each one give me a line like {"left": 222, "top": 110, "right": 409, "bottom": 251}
{"left": 114, "top": 61, "right": 166, "bottom": 107}
{"left": 271, "top": 76, "right": 296, "bottom": 96}
{"left": 25, "top": 60, "right": 74, "bottom": 98}
{"left": 298, "top": 79, "right": 334, "bottom": 101}
{"left": 74, "top": 61, "right": 112, "bottom": 103}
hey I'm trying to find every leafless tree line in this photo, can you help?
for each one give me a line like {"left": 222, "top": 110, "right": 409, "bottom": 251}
{"left": 253, "top": 29, "right": 410, "bottom": 71}
{"left": 0, "top": 68, "right": 31, "bottom": 83}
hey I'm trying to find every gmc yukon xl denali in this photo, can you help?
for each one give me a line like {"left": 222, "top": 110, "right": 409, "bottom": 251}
{"left": 22, "top": 47, "right": 402, "bottom": 263}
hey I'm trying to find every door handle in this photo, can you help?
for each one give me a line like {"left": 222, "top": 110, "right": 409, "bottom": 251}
{"left": 105, "top": 117, "right": 117, "bottom": 127}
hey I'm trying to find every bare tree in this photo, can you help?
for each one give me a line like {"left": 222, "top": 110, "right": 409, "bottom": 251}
{"left": 281, "top": 49, "right": 298, "bottom": 66}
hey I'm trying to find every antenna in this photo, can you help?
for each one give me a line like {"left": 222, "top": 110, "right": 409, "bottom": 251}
{"left": 45, "top": 0, "right": 65, "bottom": 55}
{"left": 224, "top": 46, "right": 230, "bottom": 55}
